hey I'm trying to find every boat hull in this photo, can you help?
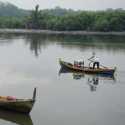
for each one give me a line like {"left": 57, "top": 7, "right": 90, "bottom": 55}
{"left": 59, "top": 60, "right": 115, "bottom": 75}
{"left": 0, "top": 99, "right": 35, "bottom": 114}
{"left": 0, "top": 109, "right": 33, "bottom": 125}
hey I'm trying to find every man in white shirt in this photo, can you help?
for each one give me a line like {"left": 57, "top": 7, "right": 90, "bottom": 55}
{"left": 88, "top": 52, "right": 100, "bottom": 69}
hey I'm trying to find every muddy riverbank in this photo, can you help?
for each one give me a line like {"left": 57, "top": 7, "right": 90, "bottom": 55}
{"left": 0, "top": 29, "right": 125, "bottom": 35}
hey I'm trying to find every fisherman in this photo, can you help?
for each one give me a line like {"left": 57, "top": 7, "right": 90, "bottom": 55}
{"left": 74, "top": 60, "right": 84, "bottom": 68}
{"left": 78, "top": 60, "right": 84, "bottom": 68}
{"left": 81, "top": 60, "right": 84, "bottom": 68}
{"left": 88, "top": 52, "right": 100, "bottom": 69}
{"left": 74, "top": 61, "right": 77, "bottom": 67}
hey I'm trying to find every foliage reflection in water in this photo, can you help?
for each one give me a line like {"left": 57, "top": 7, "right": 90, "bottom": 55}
{"left": 0, "top": 33, "right": 125, "bottom": 57}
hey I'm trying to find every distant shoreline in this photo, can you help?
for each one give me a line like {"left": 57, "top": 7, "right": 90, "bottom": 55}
{"left": 0, "top": 29, "right": 125, "bottom": 35}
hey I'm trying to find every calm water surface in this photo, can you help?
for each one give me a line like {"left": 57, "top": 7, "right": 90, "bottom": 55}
{"left": 0, "top": 34, "right": 125, "bottom": 125}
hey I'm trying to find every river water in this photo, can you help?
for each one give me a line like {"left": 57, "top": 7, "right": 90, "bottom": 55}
{"left": 0, "top": 33, "right": 124, "bottom": 125}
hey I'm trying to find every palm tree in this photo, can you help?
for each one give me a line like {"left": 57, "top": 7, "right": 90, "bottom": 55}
{"left": 26, "top": 5, "right": 41, "bottom": 29}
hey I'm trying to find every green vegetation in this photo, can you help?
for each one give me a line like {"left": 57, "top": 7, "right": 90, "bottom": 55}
{"left": 0, "top": 2, "right": 125, "bottom": 31}
{"left": 0, "top": 2, "right": 28, "bottom": 28}
{"left": 26, "top": 8, "right": 125, "bottom": 31}
{"left": 0, "top": 17, "right": 26, "bottom": 28}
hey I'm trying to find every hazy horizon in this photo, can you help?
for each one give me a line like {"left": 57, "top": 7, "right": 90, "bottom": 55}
{"left": 0, "top": 0, "right": 125, "bottom": 10}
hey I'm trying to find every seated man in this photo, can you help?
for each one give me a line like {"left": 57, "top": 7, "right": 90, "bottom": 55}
{"left": 78, "top": 60, "right": 84, "bottom": 68}
{"left": 74, "top": 60, "right": 84, "bottom": 68}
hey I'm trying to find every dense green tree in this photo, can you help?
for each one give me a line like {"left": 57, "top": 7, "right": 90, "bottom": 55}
{"left": 1, "top": 2, "right": 125, "bottom": 32}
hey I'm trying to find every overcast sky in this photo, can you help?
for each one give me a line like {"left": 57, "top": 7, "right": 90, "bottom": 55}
{"left": 0, "top": 0, "right": 125, "bottom": 10}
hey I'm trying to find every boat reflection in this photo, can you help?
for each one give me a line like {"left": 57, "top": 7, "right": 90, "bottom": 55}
{"left": 59, "top": 67, "right": 116, "bottom": 92}
{"left": 87, "top": 77, "right": 99, "bottom": 92}
{"left": 0, "top": 109, "right": 33, "bottom": 125}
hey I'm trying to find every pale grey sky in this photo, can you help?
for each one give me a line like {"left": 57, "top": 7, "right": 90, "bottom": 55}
{"left": 0, "top": 0, "right": 125, "bottom": 10}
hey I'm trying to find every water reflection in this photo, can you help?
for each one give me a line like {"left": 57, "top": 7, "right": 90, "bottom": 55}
{"left": 0, "top": 109, "right": 33, "bottom": 125}
{"left": 25, "top": 34, "right": 46, "bottom": 57}
{"left": 59, "top": 67, "right": 115, "bottom": 92}
{"left": 87, "top": 77, "right": 99, "bottom": 92}
{"left": 73, "top": 73, "right": 85, "bottom": 80}
{"left": 0, "top": 33, "right": 124, "bottom": 125}
{"left": 0, "top": 33, "right": 125, "bottom": 57}
{"left": 24, "top": 34, "right": 125, "bottom": 55}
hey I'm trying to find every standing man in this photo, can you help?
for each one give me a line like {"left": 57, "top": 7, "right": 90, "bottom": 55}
{"left": 88, "top": 52, "right": 100, "bottom": 69}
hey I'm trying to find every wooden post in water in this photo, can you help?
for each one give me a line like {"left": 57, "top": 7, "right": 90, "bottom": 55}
{"left": 33, "top": 88, "right": 37, "bottom": 101}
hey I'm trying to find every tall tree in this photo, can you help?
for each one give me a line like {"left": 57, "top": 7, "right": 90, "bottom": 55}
{"left": 26, "top": 5, "right": 41, "bottom": 29}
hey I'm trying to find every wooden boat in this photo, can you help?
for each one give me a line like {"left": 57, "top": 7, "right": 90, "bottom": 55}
{"left": 59, "top": 59, "right": 116, "bottom": 75}
{"left": 59, "top": 67, "right": 115, "bottom": 80}
{"left": 0, "top": 88, "right": 36, "bottom": 114}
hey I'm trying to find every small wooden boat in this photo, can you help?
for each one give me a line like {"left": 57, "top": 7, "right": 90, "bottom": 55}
{"left": 59, "top": 59, "right": 116, "bottom": 75}
{"left": 59, "top": 67, "right": 115, "bottom": 80}
{"left": 0, "top": 88, "right": 36, "bottom": 114}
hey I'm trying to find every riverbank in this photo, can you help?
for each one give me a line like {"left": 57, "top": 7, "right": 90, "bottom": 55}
{"left": 0, "top": 29, "right": 125, "bottom": 35}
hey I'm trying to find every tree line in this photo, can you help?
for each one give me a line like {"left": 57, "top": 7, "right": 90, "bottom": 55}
{"left": 0, "top": 4, "right": 125, "bottom": 31}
